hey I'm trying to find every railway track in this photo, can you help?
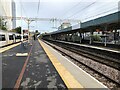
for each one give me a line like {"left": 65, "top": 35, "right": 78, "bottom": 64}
{"left": 43, "top": 39, "right": 120, "bottom": 87}
{"left": 47, "top": 40, "right": 120, "bottom": 69}
{"left": 60, "top": 44, "right": 120, "bottom": 70}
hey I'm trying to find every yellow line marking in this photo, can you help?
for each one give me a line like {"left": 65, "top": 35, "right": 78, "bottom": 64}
{"left": 38, "top": 39, "right": 84, "bottom": 89}
{"left": 0, "top": 42, "right": 21, "bottom": 53}
{"left": 0, "top": 41, "right": 28, "bottom": 53}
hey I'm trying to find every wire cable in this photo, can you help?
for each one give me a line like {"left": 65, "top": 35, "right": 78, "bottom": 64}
{"left": 20, "top": 1, "right": 28, "bottom": 18}
{"left": 36, "top": 0, "right": 40, "bottom": 17}
{"left": 60, "top": 1, "right": 82, "bottom": 18}
{"left": 67, "top": 1, "right": 96, "bottom": 19}
{"left": 82, "top": 7, "right": 118, "bottom": 21}
{"left": 36, "top": 0, "right": 40, "bottom": 30}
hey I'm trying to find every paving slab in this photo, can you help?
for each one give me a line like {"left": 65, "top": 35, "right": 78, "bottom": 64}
{"left": 19, "top": 40, "right": 67, "bottom": 89}
{"left": 2, "top": 42, "right": 31, "bottom": 88}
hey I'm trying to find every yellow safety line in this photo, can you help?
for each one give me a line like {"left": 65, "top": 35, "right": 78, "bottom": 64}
{"left": 0, "top": 42, "right": 21, "bottom": 53}
{"left": 38, "top": 39, "right": 84, "bottom": 89}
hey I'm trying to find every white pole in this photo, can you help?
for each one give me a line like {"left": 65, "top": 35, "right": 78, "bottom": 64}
{"left": 20, "top": 0, "right": 23, "bottom": 42}
{"left": 105, "top": 34, "right": 107, "bottom": 46}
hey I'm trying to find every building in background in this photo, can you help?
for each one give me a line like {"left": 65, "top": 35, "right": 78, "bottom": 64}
{"left": 0, "top": 0, "right": 16, "bottom": 30}
{"left": 58, "top": 22, "right": 71, "bottom": 30}
{"left": 12, "top": 1, "right": 16, "bottom": 29}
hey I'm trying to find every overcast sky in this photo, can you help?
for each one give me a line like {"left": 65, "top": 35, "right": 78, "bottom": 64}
{"left": 14, "top": 0, "right": 120, "bottom": 33}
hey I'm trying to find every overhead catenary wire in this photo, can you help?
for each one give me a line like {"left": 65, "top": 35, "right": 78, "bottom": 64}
{"left": 20, "top": 0, "right": 23, "bottom": 41}
{"left": 36, "top": 0, "right": 40, "bottom": 30}
{"left": 20, "top": 1, "right": 28, "bottom": 18}
{"left": 36, "top": 0, "right": 40, "bottom": 18}
{"left": 1, "top": 2, "right": 7, "bottom": 17}
{"left": 59, "top": 1, "right": 82, "bottom": 27}
{"left": 67, "top": 1, "right": 97, "bottom": 19}
{"left": 60, "top": 1, "right": 82, "bottom": 19}
{"left": 82, "top": 7, "right": 118, "bottom": 21}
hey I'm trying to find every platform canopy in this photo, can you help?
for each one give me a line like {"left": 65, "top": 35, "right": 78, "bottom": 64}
{"left": 45, "top": 11, "right": 120, "bottom": 35}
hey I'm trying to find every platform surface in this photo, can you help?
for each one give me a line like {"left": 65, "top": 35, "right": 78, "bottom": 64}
{"left": 2, "top": 39, "right": 109, "bottom": 89}
{"left": 19, "top": 40, "right": 66, "bottom": 88}
{"left": 2, "top": 40, "right": 66, "bottom": 89}
{"left": 40, "top": 40, "right": 109, "bottom": 89}
{"left": 2, "top": 42, "right": 31, "bottom": 88}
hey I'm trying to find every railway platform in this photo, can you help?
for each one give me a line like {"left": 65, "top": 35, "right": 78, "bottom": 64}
{"left": 19, "top": 40, "right": 67, "bottom": 89}
{"left": 2, "top": 41, "right": 31, "bottom": 88}
{"left": 51, "top": 40, "right": 120, "bottom": 54}
{"left": 2, "top": 40, "right": 66, "bottom": 89}
{"left": 1, "top": 39, "right": 109, "bottom": 89}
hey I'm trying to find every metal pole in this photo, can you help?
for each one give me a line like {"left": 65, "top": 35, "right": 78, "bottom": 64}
{"left": 20, "top": 0, "right": 24, "bottom": 53}
{"left": 118, "top": 32, "right": 120, "bottom": 44}
{"left": 26, "top": 19, "right": 34, "bottom": 44}
{"left": 105, "top": 34, "right": 107, "bottom": 46}
{"left": 0, "top": 17, "right": 2, "bottom": 90}
{"left": 104, "top": 25, "right": 107, "bottom": 46}
{"left": 28, "top": 20, "right": 30, "bottom": 43}
{"left": 21, "top": 27, "right": 23, "bottom": 42}
{"left": 114, "top": 29, "right": 117, "bottom": 44}
{"left": 90, "top": 31, "right": 93, "bottom": 44}
{"left": 21, "top": 0, "right": 23, "bottom": 42}
{"left": 0, "top": 17, "right": 2, "bottom": 30}
{"left": 79, "top": 32, "right": 82, "bottom": 43}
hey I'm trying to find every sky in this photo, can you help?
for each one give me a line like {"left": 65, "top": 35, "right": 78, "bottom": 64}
{"left": 14, "top": 0, "right": 120, "bottom": 33}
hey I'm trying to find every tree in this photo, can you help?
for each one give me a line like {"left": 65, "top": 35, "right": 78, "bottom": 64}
{"left": 0, "top": 18, "right": 7, "bottom": 30}
{"left": 12, "top": 27, "right": 21, "bottom": 34}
